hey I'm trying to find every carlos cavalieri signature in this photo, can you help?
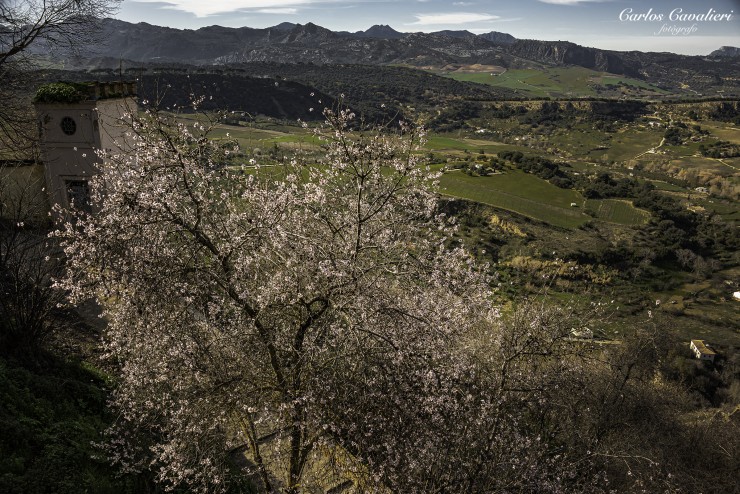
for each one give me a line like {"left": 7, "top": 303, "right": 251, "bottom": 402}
{"left": 619, "top": 8, "right": 734, "bottom": 36}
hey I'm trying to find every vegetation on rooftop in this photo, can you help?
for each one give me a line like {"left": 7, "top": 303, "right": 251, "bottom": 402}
{"left": 33, "top": 82, "right": 91, "bottom": 104}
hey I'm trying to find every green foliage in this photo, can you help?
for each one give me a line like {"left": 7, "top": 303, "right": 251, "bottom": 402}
{"left": 0, "top": 355, "right": 140, "bottom": 494}
{"left": 699, "top": 140, "right": 740, "bottom": 158}
{"left": 486, "top": 103, "right": 528, "bottom": 119}
{"left": 427, "top": 102, "right": 480, "bottom": 131}
{"left": 660, "top": 344, "right": 731, "bottom": 406}
{"left": 588, "top": 100, "right": 650, "bottom": 121}
{"left": 709, "top": 101, "right": 740, "bottom": 124}
{"left": 133, "top": 63, "right": 514, "bottom": 124}
{"left": 33, "top": 82, "right": 90, "bottom": 104}
{"left": 663, "top": 126, "right": 683, "bottom": 145}
{"left": 498, "top": 150, "right": 573, "bottom": 187}
{"left": 0, "top": 224, "right": 66, "bottom": 358}
{"left": 136, "top": 72, "right": 334, "bottom": 122}
{"left": 521, "top": 101, "right": 565, "bottom": 126}
{"left": 581, "top": 172, "right": 645, "bottom": 199}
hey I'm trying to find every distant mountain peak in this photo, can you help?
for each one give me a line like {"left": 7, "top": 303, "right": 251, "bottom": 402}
{"left": 361, "top": 24, "right": 404, "bottom": 39}
{"left": 282, "top": 22, "right": 337, "bottom": 43}
{"left": 710, "top": 46, "right": 740, "bottom": 57}
{"left": 74, "top": 18, "right": 740, "bottom": 96}
{"left": 478, "top": 31, "right": 516, "bottom": 45}
{"left": 270, "top": 22, "right": 297, "bottom": 31}
{"left": 292, "top": 22, "right": 329, "bottom": 33}
{"left": 433, "top": 30, "right": 476, "bottom": 39}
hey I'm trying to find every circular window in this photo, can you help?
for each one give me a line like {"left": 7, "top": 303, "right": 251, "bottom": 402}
{"left": 60, "top": 116, "right": 76, "bottom": 136}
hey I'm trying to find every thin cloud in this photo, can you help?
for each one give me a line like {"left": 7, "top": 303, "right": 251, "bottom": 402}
{"left": 408, "top": 12, "right": 501, "bottom": 26}
{"left": 130, "top": 0, "right": 312, "bottom": 18}
{"left": 538, "top": 0, "right": 607, "bottom": 5}
{"left": 256, "top": 8, "right": 299, "bottom": 14}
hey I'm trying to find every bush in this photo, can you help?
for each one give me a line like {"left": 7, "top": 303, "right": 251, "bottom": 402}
{"left": 0, "top": 223, "right": 66, "bottom": 357}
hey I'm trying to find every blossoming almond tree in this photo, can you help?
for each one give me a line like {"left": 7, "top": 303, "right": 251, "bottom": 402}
{"left": 54, "top": 104, "right": 619, "bottom": 493}
{"left": 53, "top": 106, "right": 503, "bottom": 492}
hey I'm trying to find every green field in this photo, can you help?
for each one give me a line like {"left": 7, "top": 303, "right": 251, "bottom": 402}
{"left": 648, "top": 180, "right": 687, "bottom": 192}
{"left": 445, "top": 69, "right": 572, "bottom": 98}
{"left": 699, "top": 199, "right": 740, "bottom": 222}
{"left": 439, "top": 169, "right": 587, "bottom": 229}
{"left": 177, "top": 117, "right": 327, "bottom": 152}
{"left": 702, "top": 121, "right": 740, "bottom": 143}
{"left": 601, "top": 128, "right": 664, "bottom": 162}
{"left": 425, "top": 135, "right": 479, "bottom": 151}
{"left": 671, "top": 156, "right": 738, "bottom": 176}
{"left": 546, "top": 123, "right": 665, "bottom": 163}
{"left": 268, "top": 134, "right": 324, "bottom": 147}
{"left": 424, "top": 135, "right": 522, "bottom": 155}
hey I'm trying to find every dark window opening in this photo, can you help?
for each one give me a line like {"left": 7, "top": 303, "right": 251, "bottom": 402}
{"left": 60, "top": 116, "right": 76, "bottom": 135}
{"left": 66, "top": 180, "right": 92, "bottom": 213}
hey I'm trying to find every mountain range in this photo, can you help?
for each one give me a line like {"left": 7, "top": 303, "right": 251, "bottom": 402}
{"left": 51, "top": 19, "right": 740, "bottom": 95}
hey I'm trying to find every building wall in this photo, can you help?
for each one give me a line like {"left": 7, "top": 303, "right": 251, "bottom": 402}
{"left": 35, "top": 97, "right": 136, "bottom": 212}
{"left": 95, "top": 98, "right": 137, "bottom": 157}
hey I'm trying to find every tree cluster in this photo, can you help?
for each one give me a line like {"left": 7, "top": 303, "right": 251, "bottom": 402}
{"left": 581, "top": 172, "right": 644, "bottom": 199}
{"left": 709, "top": 101, "right": 740, "bottom": 124}
{"left": 497, "top": 150, "right": 573, "bottom": 188}
{"left": 699, "top": 140, "right": 740, "bottom": 159}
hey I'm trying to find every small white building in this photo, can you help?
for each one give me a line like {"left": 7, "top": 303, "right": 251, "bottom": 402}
{"left": 34, "top": 81, "right": 137, "bottom": 214}
{"left": 689, "top": 339, "right": 716, "bottom": 362}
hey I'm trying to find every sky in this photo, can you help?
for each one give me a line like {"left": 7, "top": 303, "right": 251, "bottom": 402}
{"left": 115, "top": 0, "right": 740, "bottom": 55}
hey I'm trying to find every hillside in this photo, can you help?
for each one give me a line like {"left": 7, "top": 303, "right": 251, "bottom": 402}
{"left": 37, "top": 63, "right": 520, "bottom": 124}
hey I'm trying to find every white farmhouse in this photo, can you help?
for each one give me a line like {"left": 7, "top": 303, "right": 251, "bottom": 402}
{"left": 689, "top": 339, "right": 716, "bottom": 362}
